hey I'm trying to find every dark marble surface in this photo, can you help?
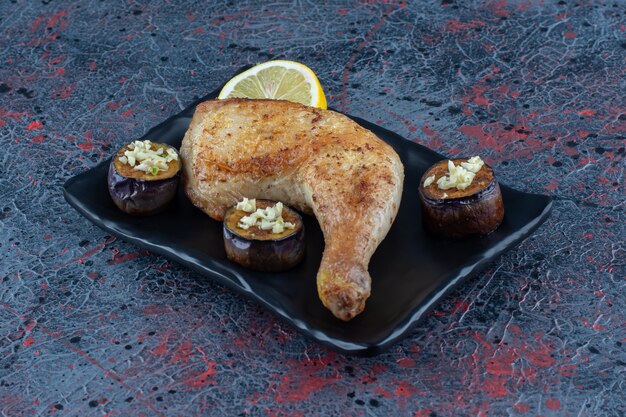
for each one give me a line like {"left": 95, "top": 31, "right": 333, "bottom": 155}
{"left": 1, "top": 1, "right": 624, "bottom": 416}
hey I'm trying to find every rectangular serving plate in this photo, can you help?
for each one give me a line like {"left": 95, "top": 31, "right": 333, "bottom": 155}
{"left": 63, "top": 87, "right": 551, "bottom": 356}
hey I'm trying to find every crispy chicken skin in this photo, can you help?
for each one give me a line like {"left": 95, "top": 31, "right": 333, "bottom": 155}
{"left": 180, "top": 99, "right": 404, "bottom": 320}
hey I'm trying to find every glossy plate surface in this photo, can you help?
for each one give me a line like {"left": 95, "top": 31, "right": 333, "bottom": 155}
{"left": 63, "top": 85, "right": 552, "bottom": 356}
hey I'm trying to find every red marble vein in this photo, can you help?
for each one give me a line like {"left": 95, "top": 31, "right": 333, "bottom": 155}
{"left": 46, "top": 10, "right": 69, "bottom": 31}
{"left": 546, "top": 398, "right": 561, "bottom": 410}
{"left": 182, "top": 346, "right": 217, "bottom": 388}
{"left": 171, "top": 340, "right": 194, "bottom": 364}
{"left": 144, "top": 305, "right": 173, "bottom": 316}
{"left": 78, "top": 129, "right": 93, "bottom": 151}
{"left": 53, "top": 236, "right": 115, "bottom": 269}
{"left": 0, "top": 107, "right": 31, "bottom": 128}
{"left": 444, "top": 19, "right": 486, "bottom": 33}
{"left": 272, "top": 353, "right": 341, "bottom": 403}
{"left": 26, "top": 120, "right": 43, "bottom": 131}
{"left": 210, "top": 10, "right": 249, "bottom": 26}
{"left": 151, "top": 329, "right": 173, "bottom": 356}
{"left": 420, "top": 125, "right": 444, "bottom": 149}
{"left": 109, "top": 250, "right": 149, "bottom": 265}
{"left": 340, "top": 8, "right": 391, "bottom": 112}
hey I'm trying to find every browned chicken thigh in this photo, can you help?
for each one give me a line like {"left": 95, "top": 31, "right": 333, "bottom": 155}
{"left": 181, "top": 99, "right": 404, "bottom": 320}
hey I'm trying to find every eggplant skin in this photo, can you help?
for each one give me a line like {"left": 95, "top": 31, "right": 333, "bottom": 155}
{"left": 223, "top": 203, "right": 306, "bottom": 272}
{"left": 419, "top": 179, "right": 504, "bottom": 239}
{"left": 107, "top": 161, "right": 179, "bottom": 215}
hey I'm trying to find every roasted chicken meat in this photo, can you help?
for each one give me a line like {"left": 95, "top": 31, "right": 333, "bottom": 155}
{"left": 181, "top": 99, "right": 404, "bottom": 320}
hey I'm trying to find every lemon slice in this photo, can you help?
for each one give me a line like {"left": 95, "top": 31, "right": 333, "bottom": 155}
{"left": 218, "top": 60, "right": 327, "bottom": 109}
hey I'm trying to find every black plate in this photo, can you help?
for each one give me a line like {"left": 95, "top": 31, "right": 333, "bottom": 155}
{"left": 63, "top": 84, "right": 552, "bottom": 356}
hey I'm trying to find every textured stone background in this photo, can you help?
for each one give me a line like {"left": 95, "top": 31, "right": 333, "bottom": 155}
{"left": 1, "top": 1, "right": 625, "bottom": 416}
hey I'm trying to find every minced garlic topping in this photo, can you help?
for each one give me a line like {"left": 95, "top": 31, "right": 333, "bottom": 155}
{"left": 460, "top": 156, "right": 485, "bottom": 173}
{"left": 436, "top": 156, "right": 485, "bottom": 190}
{"left": 235, "top": 197, "right": 256, "bottom": 213}
{"left": 236, "top": 198, "right": 295, "bottom": 234}
{"left": 118, "top": 140, "right": 178, "bottom": 175}
{"left": 423, "top": 175, "right": 436, "bottom": 187}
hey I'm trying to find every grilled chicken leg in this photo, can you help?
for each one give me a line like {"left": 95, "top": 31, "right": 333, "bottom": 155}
{"left": 181, "top": 99, "right": 404, "bottom": 320}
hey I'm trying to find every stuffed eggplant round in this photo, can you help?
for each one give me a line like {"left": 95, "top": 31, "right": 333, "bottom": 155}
{"left": 223, "top": 199, "right": 305, "bottom": 272}
{"left": 419, "top": 157, "right": 504, "bottom": 238}
{"left": 107, "top": 140, "right": 180, "bottom": 215}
